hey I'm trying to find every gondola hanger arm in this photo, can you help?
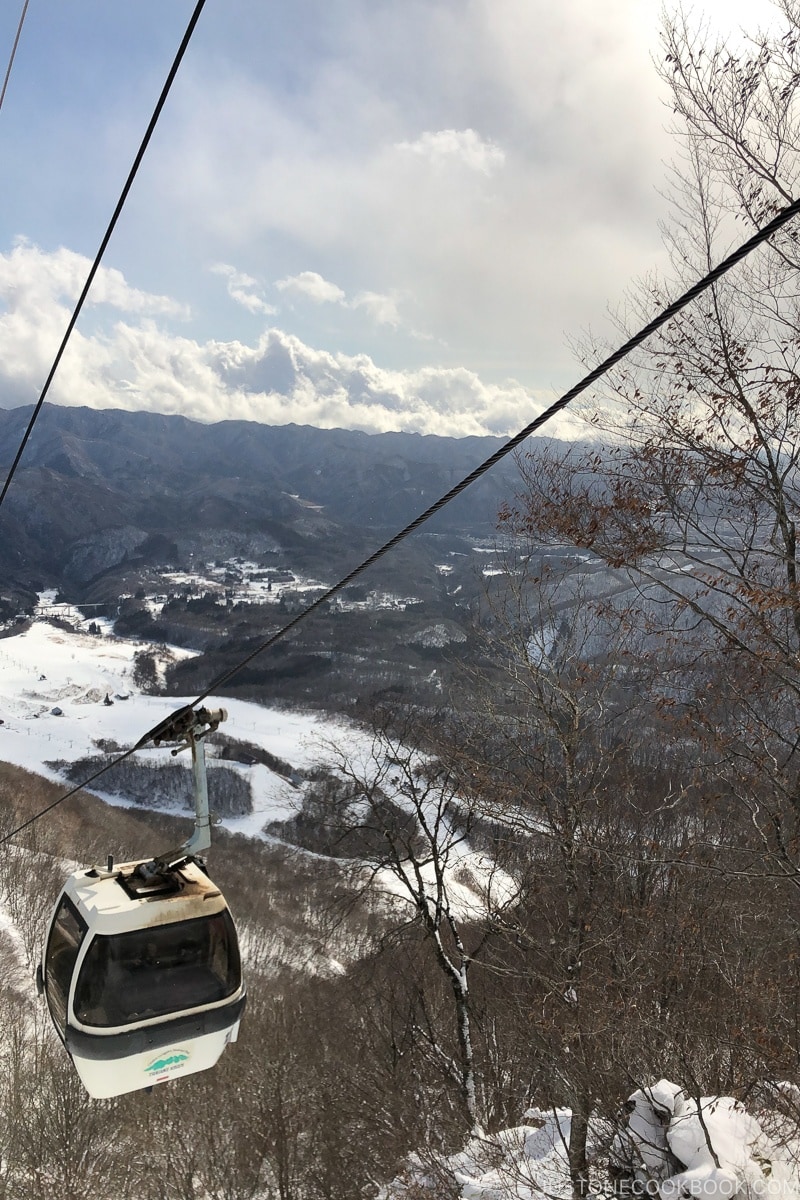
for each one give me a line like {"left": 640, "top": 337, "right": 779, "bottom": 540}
{"left": 138, "top": 705, "right": 228, "bottom": 873}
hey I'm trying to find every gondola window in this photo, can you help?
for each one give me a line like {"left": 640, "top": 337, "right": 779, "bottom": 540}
{"left": 45, "top": 897, "right": 88, "bottom": 1030}
{"left": 73, "top": 910, "right": 241, "bottom": 1028}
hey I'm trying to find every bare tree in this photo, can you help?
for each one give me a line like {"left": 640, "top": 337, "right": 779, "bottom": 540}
{"left": 502, "top": 3, "right": 800, "bottom": 672}
{"left": 442, "top": 559, "right": 670, "bottom": 1196}
{"left": 467, "top": 13, "right": 800, "bottom": 1180}
{"left": 498, "top": 0, "right": 800, "bottom": 935}
{"left": 324, "top": 716, "right": 518, "bottom": 1136}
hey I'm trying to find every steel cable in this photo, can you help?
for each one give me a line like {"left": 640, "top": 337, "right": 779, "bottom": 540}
{"left": 0, "top": 0, "right": 207, "bottom": 510}
{"left": 5, "top": 195, "right": 800, "bottom": 845}
{"left": 0, "top": 0, "right": 29, "bottom": 115}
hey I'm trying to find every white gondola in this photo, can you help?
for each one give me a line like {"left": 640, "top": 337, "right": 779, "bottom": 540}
{"left": 38, "top": 706, "right": 246, "bottom": 1099}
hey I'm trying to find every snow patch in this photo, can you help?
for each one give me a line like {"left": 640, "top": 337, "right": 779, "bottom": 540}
{"left": 613, "top": 1082, "right": 800, "bottom": 1200}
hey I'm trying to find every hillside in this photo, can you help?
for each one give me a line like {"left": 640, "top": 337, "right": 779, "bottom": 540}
{"left": 0, "top": 404, "right": 587, "bottom": 713}
{"left": 2, "top": 606, "right": 799, "bottom": 1200}
{"left": 0, "top": 403, "right": 535, "bottom": 605}
{"left": 0, "top": 411, "right": 797, "bottom": 1200}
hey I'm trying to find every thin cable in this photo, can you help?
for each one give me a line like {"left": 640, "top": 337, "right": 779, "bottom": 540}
{"left": 182, "top": 195, "right": 800, "bottom": 707}
{"left": 5, "top": 195, "right": 800, "bottom": 845}
{"left": 1, "top": 751, "right": 142, "bottom": 844}
{"left": 0, "top": 0, "right": 29, "bottom": 114}
{"left": 0, "top": 0, "right": 207, "bottom": 510}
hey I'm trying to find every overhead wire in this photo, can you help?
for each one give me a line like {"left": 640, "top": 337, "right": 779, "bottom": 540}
{"left": 3, "top": 194, "right": 800, "bottom": 847}
{"left": 0, "top": 0, "right": 29, "bottom": 115}
{"left": 163, "top": 193, "right": 800, "bottom": 712}
{"left": 0, "top": 0, "right": 207, "bottom": 511}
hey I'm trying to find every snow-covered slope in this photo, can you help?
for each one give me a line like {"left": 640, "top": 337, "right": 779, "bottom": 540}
{"left": 0, "top": 615, "right": 513, "bottom": 921}
{"left": 0, "top": 617, "right": 356, "bottom": 838}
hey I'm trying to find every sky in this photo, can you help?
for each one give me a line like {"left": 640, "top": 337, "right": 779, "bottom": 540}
{"left": 0, "top": 0, "right": 784, "bottom": 440}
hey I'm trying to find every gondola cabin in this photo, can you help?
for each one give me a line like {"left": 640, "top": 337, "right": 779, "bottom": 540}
{"left": 40, "top": 857, "right": 246, "bottom": 1099}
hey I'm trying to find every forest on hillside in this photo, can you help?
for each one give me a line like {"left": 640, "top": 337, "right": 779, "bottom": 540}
{"left": 3, "top": 5, "right": 800, "bottom": 1200}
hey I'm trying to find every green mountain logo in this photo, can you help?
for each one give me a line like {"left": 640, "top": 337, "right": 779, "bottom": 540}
{"left": 145, "top": 1050, "right": 190, "bottom": 1073}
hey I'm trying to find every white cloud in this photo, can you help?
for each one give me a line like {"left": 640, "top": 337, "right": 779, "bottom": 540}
{"left": 350, "top": 291, "right": 400, "bottom": 328}
{"left": 135, "top": 0, "right": 678, "bottom": 388}
{"left": 1, "top": 0, "right": 789, "bottom": 412}
{"left": 0, "top": 237, "right": 185, "bottom": 319}
{"left": 213, "top": 328, "right": 581, "bottom": 437}
{"left": 0, "top": 244, "right": 586, "bottom": 440}
{"left": 276, "top": 272, "right": 418, "bottom": 337}
{"left": 210, "top": 263, "right": 276, "bottom": 316}
{"left": 395, "top": 129, "right": 505, "bottom": 176}
{"left": 276, "top": 271, "right": 346, "bottom": 305}
{"left": 0, "top": 239, "right": 188, "bottom": 407}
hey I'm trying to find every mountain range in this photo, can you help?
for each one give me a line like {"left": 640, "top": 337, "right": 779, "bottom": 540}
{"left": 0, "top": 403, "right": 550, "bottom": 610}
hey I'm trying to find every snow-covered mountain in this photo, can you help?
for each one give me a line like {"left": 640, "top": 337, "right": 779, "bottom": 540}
{"left": 0, "top": 402, "right": 531, "bottom": 606}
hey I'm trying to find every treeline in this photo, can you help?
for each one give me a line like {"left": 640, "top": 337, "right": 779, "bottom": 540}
{"left": 49, "top": 754, "right": 253, "bottom": 818}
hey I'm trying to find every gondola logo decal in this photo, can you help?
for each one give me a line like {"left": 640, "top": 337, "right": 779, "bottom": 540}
{"left": 145, "top": 1049, "right": 190, "bottom": 1074}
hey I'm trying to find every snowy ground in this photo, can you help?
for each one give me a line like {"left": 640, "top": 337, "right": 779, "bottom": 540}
{"left": 0, "top": 618, "right": 356, "bottom": 841}
{"left": 0, "top": 615, "right": 512, "bottom": 919}
{"left": 383, "top": 1087, "right": 800, "bottom": 1200}
{"left": 613, "top": 1081, "right": 800, "bottom": 1200}
{"left": 380, "top": 1111, "right": 581, "bottom": 1200}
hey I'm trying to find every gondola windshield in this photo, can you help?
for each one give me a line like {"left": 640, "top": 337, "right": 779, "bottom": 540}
{"left": 73, "top": 910, "right": 241, "bottom": 1028}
